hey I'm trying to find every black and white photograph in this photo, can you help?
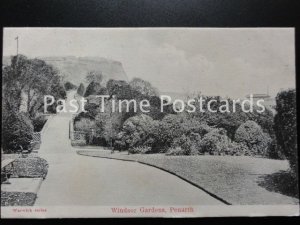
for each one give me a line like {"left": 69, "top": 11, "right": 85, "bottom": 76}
{"left": 1, "top": 27, "right": 298, "bottom": 218}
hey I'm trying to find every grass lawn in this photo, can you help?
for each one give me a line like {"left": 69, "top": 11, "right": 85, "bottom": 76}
{"left": 77, "top": 150, "right": 299, "bottom": 205}
{"left": 1, "top": 192, "right": 36, "bottom": 206}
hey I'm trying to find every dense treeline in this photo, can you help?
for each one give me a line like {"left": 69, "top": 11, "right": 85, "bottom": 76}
{"left": 74, "top": 72, "right": 296, "bottom": 170}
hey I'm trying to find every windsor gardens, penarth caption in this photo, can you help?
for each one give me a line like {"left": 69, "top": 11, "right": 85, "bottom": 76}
{"left": 111, "top": 206, "right": 194, "bottom": 214}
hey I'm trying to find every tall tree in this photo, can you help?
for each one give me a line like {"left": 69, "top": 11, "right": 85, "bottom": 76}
{"left": 274, "top": 89, "right": 297, "bottom": 174}
{"left": 2, "top": 55, "right": 66, "bottom": 117}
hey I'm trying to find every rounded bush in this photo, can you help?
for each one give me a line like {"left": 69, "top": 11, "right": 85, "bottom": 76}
{"left": 235, "top": 120, "right": 271, "bottom": 156}
{"left": 199, "top": 128, "right": 230, "bottom": 155}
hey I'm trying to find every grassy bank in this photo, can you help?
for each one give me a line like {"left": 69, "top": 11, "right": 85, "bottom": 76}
{"left": 1, "top": 155, "right": 48, "bottom": 206}
{"left": 77, "top": 150, "right": 299, "bottom": 205}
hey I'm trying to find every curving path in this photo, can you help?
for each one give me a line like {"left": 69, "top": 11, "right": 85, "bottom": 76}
{"left": 35, "top": 91, "right": 222, "bottom": 206}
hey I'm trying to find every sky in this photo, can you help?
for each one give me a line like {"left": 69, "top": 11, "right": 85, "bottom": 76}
{"left": 3, "top": 28, "right": 295, "bottom": 98}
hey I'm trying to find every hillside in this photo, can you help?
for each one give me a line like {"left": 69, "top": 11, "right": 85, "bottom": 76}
{"left": 2, "top": 56, "right": 129, "bottom": 85}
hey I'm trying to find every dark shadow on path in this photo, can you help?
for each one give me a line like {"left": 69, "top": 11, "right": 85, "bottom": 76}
{"left": 257, "top": 170, "right": 299, "bottom": 199}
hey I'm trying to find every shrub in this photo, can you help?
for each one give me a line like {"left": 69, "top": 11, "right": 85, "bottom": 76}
{"left": 114, "top": 138, "right": 127, "bottom": 150}
{"left": 228, "top": 141, "right": 251, "bottom": 156}
{"left": 77, "top": 83, "right": 85, "bottom": 96}
{"left": 32, "top": 115, "right": 47, "bottom": 132}
{"left": 2, "top": 111, "right": 34, "bottom": 153}
{"left": 235, "top": 120, "right": 272, "bottom": 156}
{"left": 266, "top": 139, "right": 285, "bottom": 159}
{"left": 170, "top": 132, "right": 202, "bottom": 155}
{"left": 199, "top": 128, "right": 230, "bottom": 155}
{"left": 129, "top": 77, "right": 158, "bottom": 96}
{"left": 71, "top": 139, "right": 86, "bottom": 146}
{"left": 188, "top": 132, "right": 203, "bottom": 155}
{"left": 128, "top": 146, "right": 151, "bottom": 154}
{"left": 74, "top": 118, "right": 96, "bottom": 131}
{"left": 116, "top": 114, "right": 156, "bottom": 149}
{"left": 84, "top": 81, "right": 102, "bottom": 97}
{"left": 74, "top": 118, "right": 96, "bottom": 144}
{"left": 274, "top": 89, "right": 297, "bottom": 174}
{"left": 166, "top": 147, "right": 187, "bottom": 156}
{"left": 170, "top": 134, "right": 193, "bottom": 155}
{"left": 13, "top": 157, "right": 48, "bottom": 178}
{"left": 153, "top": 114, "right": 186, "bottom": 151}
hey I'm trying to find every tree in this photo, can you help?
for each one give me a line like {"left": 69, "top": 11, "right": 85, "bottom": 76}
{"left": 188, "top": 95, "right": 275, "bottom": 140}
{"left": 200, "top": 128, "right": 231, "bottom": 155}
{"left": 274, "top": 89, "right": 297, "bottom": 174}
{"left": 91, "top": 98, "right": 124, "bottom": 147}
{"left": 74, "top": 118, "right": 96, "bottom": 144}
{"left": 170, "top": 133, "right": 202, "bottom": 155}
{"left": 2, "top": 55, "right": 67, "bottom": 152}
{"left": 106, "top": 79, "right": 132, "bottom": 99}
{"left": 64, "top": 81, "right": 77, "bottom": 91}
{"left": 2, "top": 109, "right": 34, "bottom": 153}
{"left": 86, "top": 71, "right": 104, "bottom": 84}
{"left": 84, "top": 81, "right": 102, "bottom": 97}
{"left": 2, "top": 55, "right": 66, "bottom": 117}
{"left": 235, "top": 120, "right": 272, "bottom": 156}
{"left": 150, "top": 114, "right": 186, "bottom": 151}
{"left": 77, "top": 83, "right": 85, "bottom": 96}
{"left": 115, "top": 114, "right": 156, "bottom": 151}
{"left": 129, "top": 77, "right": 158, "bottom": 96}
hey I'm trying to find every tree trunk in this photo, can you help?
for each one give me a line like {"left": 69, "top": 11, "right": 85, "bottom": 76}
{"left": 27, "top": 89, "right": 31, "bottom": 113}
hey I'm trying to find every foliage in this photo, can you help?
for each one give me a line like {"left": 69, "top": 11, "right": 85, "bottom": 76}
{"left": 235, "top": 120, "right": 272, "bottom": 156}
{"left": 169, "top": 134, "right": 194, "bottom": 155}
{"left": 1, "top": 192, "right": 37, "bottom": 206}
{"left": 64, "top": 81, "right": 77, "bottom": 91}
{"left": 84, "top": 81, "right": 102, "bottom": 97}
{"left": 129, "top": 77, "right": 158, "bottom": 96}
{"left": 83, "top": 102, "right": 99, "bottom": 119}
{"left": 32, "top": 115, "right": 47, "bottom": 132}
{"left": 266, "top": 139, "right": 285, "bottom": 159}
{"left": 69, "top": 77, "right": 282, "bottom": 161}
{"left": 116, "top": 114, "right": 156, "bottom": 149}
{"left": 188, "top": 96, "right": 275, "bottom": 140}
{"left": 128, "top": 146, "right": 152, "bottom": 154}
{"left": 2, "top": 55, "right": 66, "bottom": 117}
{"left": 107, "top": 79, "right": 132, "bottom": 99}
{"left": 93, "top": 99, "right": 124, "bottom": 146}
{"left": 74, "top": 118, "right": 96, "bottom": 144}
{"left": 152, "top": 114, "right": 186, "bottom": 151}
{"left": 274, "top": 89, "right": 297, "bottom": 174}
{"left": 166, "top": 147, "right": 188, "bottom": 156}
{"left": 74, "top": 118, "right": 96, "bottom": 132}
{"left": 86, "top": 71, "right": 104, "bottom": 84}
{"left": 77, "top": 83, "right": 85, "bottom": 96}
{"left": 199, "top": 128, "right": 231, "bottom": 155}
{"left": 2, "top": 55, "right": 67, "bottom": 153}
{"left": 227, "top": 141, "right": 251, "bottom": 156}
{"left": 71, "top": 139, "right": 87, "bottom": 146}
{"left": 13, "top": 157, "right": 48, "bottom": 178}
{"left": 2, "top": 110, "right": 34, "bottom": 153}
